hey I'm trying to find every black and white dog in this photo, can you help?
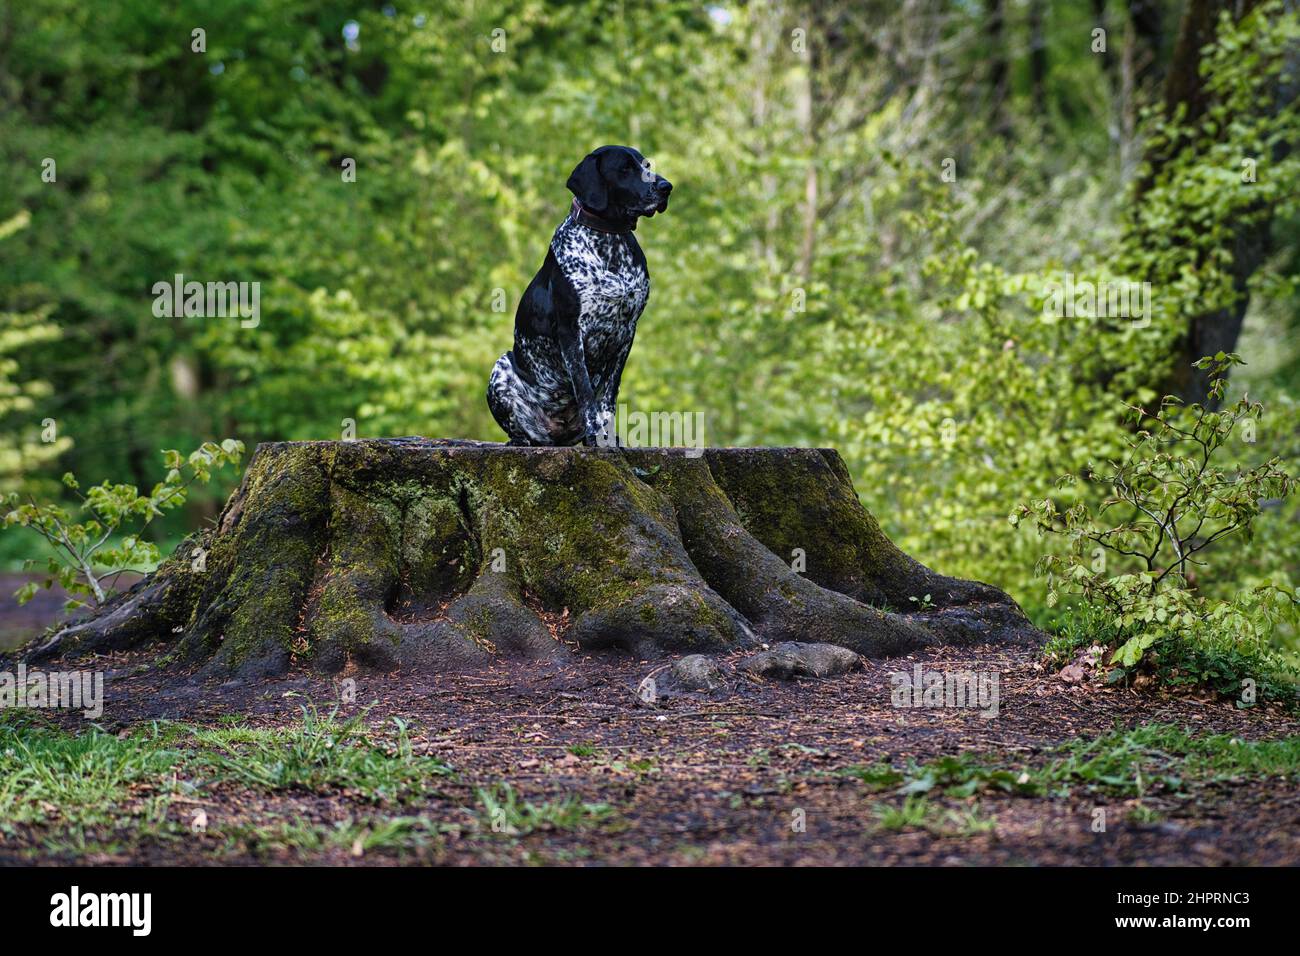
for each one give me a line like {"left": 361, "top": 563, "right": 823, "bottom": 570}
{"left": 487, "top": 146, "right": 672, "bottom": 446}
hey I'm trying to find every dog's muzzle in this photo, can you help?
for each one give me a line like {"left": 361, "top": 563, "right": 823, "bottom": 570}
{"left": 646, "top": 179, "right": 672, "bottom": 216}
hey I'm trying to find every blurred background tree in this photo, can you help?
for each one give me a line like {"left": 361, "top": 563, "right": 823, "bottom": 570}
{"left": 0, "top": 0, "right": 1297, "bottom": 657}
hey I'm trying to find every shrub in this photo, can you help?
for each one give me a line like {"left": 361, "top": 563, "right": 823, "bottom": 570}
{"left": 1013, "top": 354, "right": 1300, "bottom": 701}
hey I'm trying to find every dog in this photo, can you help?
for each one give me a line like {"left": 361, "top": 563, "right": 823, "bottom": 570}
{"left": 487, "top": 145, "right": 672, "bottom": 446}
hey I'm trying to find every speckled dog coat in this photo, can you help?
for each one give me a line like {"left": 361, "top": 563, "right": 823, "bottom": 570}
{"left": 487, "top": 146, "right": 672, "bottom": 446}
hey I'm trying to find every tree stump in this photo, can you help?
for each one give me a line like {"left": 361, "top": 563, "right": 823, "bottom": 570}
{"left": 29, "top": 439, "right": 1041, "bottom": 678}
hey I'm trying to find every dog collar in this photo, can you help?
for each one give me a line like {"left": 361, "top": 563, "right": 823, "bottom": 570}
{"left": 571, "top": 199, "right": 634, "bottom": 234}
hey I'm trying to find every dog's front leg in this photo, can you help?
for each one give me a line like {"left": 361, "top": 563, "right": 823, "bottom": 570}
{"left": 599, "top": 341, "right": 634, "bottom": 448}
{"left": 556, "top": 311, "right": 609, "bottom": 446}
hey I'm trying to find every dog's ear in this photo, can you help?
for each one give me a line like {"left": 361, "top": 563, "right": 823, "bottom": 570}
{"left": 566, "top": 152, "right": 607, "bottom": 213}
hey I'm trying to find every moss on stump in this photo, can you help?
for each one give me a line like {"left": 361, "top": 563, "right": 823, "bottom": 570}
{"left": 28, "top": 439, "right": 1041, "bottom": 678}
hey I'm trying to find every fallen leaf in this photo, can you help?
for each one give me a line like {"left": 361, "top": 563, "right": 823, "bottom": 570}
{"left": 1059, "top": 663, "right": 1085, "bottom": 683}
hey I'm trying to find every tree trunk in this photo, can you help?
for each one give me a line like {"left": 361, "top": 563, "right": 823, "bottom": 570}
{"left": 985, "top": 0, "right": 1012, "bottom": 139}
{"left": 1134, "top": 0, "right": 1230, "bottom": 202}
{"left": 1135, "top": 0, "right": 1283, "bottom": 406}
{"left": 797, "top": 29, "right": 820, "bottom": 283}
{"left": 29, "top": 440, "right": 1041, "bottom": 679}
{"left": 1029, "top": 0, "right": 1048, "bottom": 116}
{"left": 1127, "top": 0, "right": 1168, "bottom": 86}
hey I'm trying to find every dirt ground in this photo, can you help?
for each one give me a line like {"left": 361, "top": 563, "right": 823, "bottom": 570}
{"left": 4, "top": 641, "right": 1298, "bottom": 866}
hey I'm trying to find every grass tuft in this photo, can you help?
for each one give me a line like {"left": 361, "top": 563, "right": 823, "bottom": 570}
{"left": 187, "top": 703, "right": 452, "bottom": 803}
{"left": 475, "top": 782, "right": 612, "bottom": 836}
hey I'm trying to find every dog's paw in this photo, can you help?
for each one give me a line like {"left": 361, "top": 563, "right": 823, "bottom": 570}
{"left": 584, "top": 409, "right": 617, "bottom": 448}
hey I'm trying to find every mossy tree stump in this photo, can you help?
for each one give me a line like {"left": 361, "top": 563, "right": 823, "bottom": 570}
{"left": 30, "top": 439, "right": 1040, "bottom": 678}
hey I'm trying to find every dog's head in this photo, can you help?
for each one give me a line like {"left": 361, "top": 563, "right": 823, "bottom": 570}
{"left": 566, "top": 146, "right": 672, "bottom": 228}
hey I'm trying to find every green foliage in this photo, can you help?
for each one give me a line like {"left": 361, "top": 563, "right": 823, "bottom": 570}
{"left": 1014, "top": 354, "right": 1300, "bottom": 695}
{"left": 219, "top": 815, "right": 444, "bottom": 858}
{"left": 840, "top": 755, "right": 1042, "bottom": 798}
{"left": 1042, "top": 601, "right": 1117, "bottom": 666}
{"left": 1043, "top": 723, "right": 1300, "bottom": 795}
{"left": 898, "top": 755, "right": 1044, "bottom": 799}
{"left": 871, "top": 794, "right": 934, "bottom": 832}
{"left": 475, "top": 782, "right": 612, "bottom": 836}
{"left": 870, "top": 796, "right": 998, "bottom": 837}
{"left": 1124, "top": 2, "right": 1300, "bottom": 343}
{"left": 2, "top": 439, "right": 244, "bottom": 607}
{"left": 0, "top": 714, "right": 185, "bottom": 831}
{"left": 842, "top": 723, "right": 1300, "bottom": 806}
{"left": 188, "top": 701, "right": 451, "bottom": 803}
{"left": 838, "top": 762, "right": 905, "bottom": 790}
{"left": 1155, "top": 621, "right": 1299, "bottom": 702}
{"left": 0, "top": 211, "right": 68, "bottom": 493}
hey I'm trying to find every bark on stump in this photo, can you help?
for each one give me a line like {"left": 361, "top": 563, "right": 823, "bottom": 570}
{"left": 29, "top": 439, "right": 1041, "bottom": 678}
